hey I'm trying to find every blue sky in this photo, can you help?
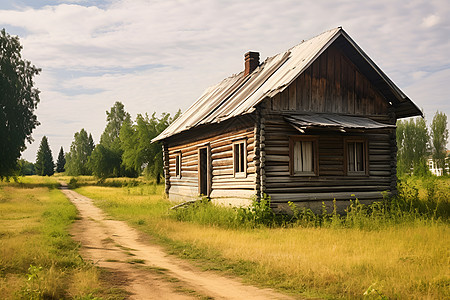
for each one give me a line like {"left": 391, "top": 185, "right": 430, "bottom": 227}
{"left": 0, "top": 0, "right": 449, "bottom": 162}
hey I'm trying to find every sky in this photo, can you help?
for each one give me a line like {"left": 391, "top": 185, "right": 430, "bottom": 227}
{"left": 0, "top": 0, "right": 449, "bottom": 162}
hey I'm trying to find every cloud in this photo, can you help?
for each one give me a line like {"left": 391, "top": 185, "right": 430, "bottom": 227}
{"left": 422, "top": 14, "right": 440, "bottom": 28}
{"left": 0, "top": 0, "right": 448, "bottom": 161}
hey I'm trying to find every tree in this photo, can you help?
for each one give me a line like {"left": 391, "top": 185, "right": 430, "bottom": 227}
{"left": 56, "top": 147, "right": 66, "bottom": 173}
{"left": 35, "top": 136, "right": 55, "bottom": 176}
{"left": 397, "top": 117, "right": 429, "bottom": 176}
{"left": 121, "top": 110, "right": 181, "bottom": 183}
{"left": 430, "top": 111, "right": 449, "bottom": 175}
{"left": 100, "top": 101, "right": 130, "bottom": 151}
{"left": 65, "top": 129, "right": 94, "bottom": 175}
{"left": 17, "top": 159, "right": 35, "bottom": 176}
{"left": 0, "top": 29, "right": 41, "bottom": 179}
{"left": 88, "top": 144, "right": 119, "bottom": 179}
{"left": 90, "top": 101, "right": 135, "bottom": 178}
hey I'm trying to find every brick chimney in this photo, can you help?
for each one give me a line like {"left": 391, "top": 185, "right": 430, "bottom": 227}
{"left": 244, "top": 51, "right": 259, "bottom": 76}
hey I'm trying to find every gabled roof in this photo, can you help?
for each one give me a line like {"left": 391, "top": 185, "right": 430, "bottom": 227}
{"left": 153, "top": 27, "right": 421, "bottom": 142}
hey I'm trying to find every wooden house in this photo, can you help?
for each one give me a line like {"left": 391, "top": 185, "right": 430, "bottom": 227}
{"left": 153, "top": 27, "right": 422, "bottom": 212}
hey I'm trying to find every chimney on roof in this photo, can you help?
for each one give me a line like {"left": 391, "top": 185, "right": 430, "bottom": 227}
{"left": 244, "top": 51, "right": 259, "bottom": 76}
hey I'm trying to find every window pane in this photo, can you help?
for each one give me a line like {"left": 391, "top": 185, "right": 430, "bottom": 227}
{"left": 302, "top": 141, "right": 313, "bottom": 172}
{"left": 294, "top": 141, "right": 301, "bottom": 171}
{"left": 175, "top": 155, "right": 180, "bottom": 177}
{"left": 240, "top": 143, "right": 245, "bottom": 172}
{"left": 234, "top": 144, "right": 239, "bottom": 173}
{"left": 294, "top": 140, "right": 313, "bottom": 173}
{"left": 348, "top": 142, "right": 355, "bottom": 172}
{"left": 356, "top": 142, "right": 363, "bottom": 171}
{"left": 347, "top": 141, "right": 365, "bottom": 173}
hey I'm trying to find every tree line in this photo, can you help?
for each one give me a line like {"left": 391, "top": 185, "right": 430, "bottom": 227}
{"left": 25, "top": 102, "right": 179, "bottom": 180}
{"left": 62, "top": 101, "right": 180, "bottom": 181}
{"left": 1, "top": 28, "right": 448, "bottom": 180}
{"left": 397, "top": 111, "right": 449, "bottom": 176}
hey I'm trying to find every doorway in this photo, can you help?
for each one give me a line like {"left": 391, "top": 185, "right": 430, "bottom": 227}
{"left": 198, "top": 147, "right": 210, "bottom": 197}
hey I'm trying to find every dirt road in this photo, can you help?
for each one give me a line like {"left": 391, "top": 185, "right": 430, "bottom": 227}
{"left": 61, "top": 185, "right": 294, "bottom": 300}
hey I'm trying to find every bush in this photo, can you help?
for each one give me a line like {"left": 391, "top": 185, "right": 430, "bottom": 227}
{"left": 169, "top": 178, "right": 448, "bottom": 230}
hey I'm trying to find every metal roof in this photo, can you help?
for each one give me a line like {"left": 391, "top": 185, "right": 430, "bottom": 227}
{"left": 153, "top": 27, "right": 421, "bottom": 142}
{"left": 284, "top": 114, "right": 396, "bottom": 132}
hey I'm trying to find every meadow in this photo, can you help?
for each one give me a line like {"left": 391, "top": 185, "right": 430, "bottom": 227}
{"left": 73, "top": 175, "right": 450, "bottom": 299}
{"left": 0, "top": 176, "right": 125, "bottom": 299}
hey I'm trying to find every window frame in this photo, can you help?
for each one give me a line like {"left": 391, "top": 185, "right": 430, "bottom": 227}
{"left": 233, "top": 139, "right": 247, "bottom": 178}
{"left": 289, "top": 135, "right": 319, "bottom": 176}
{"left": 344, "top": 137, "right": 369, "bottom": 176}
{"left": 175, "top": 152, "right": 182, "bottom": 178}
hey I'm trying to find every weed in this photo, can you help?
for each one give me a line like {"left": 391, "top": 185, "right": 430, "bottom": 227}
{"left": 126, "top": 259, "right": 145, "bottom": 264}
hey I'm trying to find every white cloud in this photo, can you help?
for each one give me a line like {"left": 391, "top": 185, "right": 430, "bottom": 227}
{"left": 422, "top": 14, "right": 440, "bottom": 28}
{"left": 0, "top": 0, "right": 448, "bottom": 161}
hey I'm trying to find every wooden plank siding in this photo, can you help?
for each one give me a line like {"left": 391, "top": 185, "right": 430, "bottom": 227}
{"left": 262, "top": 45, "right": 395, "bottom": 212}
{"left": 163, "top": 44, "right": 396, "bottom": 211}
{"left": 271, "top": 45, "right": 389, "bottom": 116}
{"left": 167, "top": 123, "right": 257, "bottom": 206}
{"left": 264, "top": 114, "right": 394, "bottom": 211}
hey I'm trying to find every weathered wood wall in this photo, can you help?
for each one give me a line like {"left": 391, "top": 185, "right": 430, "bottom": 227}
{"left": 270, "top": 44, "right": 389, "bottom": 116}
{"left": 260, "top": 45, "right": 396, "bottom": 212}
{"left": 263, "top": 113, "right": 394, "bottom": 211}
{"left": 166, "top": 117, "right": 257, "bottom": 206}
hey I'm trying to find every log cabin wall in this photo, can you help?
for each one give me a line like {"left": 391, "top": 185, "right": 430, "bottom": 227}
{"left": 165, "top": 116, "right": 257, "bottom": 206}
{"left": 262, "top": 44, "right": 396, "bottom": 212}
{"left": 264, "top": 112, "right": 395, "bottom": 212}
{"left": 270, "top": 44, "right": 390, "bottom": 116}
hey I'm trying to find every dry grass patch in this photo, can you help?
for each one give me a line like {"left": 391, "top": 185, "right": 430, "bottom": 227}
{"left": 76, "top": 181, "right": 450, "bottom": 299}
{"left": 0, "top": 176, "right": 124, "bottom": 299}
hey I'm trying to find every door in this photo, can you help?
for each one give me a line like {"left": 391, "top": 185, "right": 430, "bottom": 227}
{"left": 198, "top": 147, "right": 210, "bottom": 197}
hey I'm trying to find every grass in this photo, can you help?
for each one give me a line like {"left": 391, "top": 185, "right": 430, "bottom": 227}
{"left": 74, "top": 176, "right": 450, "bottom": 299}
{"left": 0, "top": 176, "right": 126, "bottom": 299}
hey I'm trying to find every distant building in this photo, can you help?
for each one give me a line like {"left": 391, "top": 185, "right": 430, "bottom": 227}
{"left": 428, "top": 150, "right": 450, "bottom": 176}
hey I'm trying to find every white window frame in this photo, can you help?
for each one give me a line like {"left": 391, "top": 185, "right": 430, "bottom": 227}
{"left": 233, "top": 139, "right": 247, "bottom": 178}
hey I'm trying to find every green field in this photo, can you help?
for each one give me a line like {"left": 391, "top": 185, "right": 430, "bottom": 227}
{"left": 73, "top": 176, "right": 450, "bottom": 299}
{"left": 0, "top": 176, "right": 125, "bottom": 299}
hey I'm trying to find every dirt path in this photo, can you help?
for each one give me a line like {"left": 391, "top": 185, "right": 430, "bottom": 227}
{"left": 61, "top": 185, "right": 294, "bottom": 300}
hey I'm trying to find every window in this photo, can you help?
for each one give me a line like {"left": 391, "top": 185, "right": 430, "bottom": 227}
{"left": 345, "top": 138, "right": 368, "bottom": 175}
{"left": 233, "top": 140, "right": 247, "bottom": 177}
{"left": 175, "top": 152, "right": 181, "bottom": 178}
{"left": 289, "top": 136, "right": 318, "bottom": 176}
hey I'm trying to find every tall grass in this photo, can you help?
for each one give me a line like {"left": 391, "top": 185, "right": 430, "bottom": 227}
{"left": 0, "top": 176, "right": 119, "bottom": 299}
{"left": 75, "top": 177, "right": 450, "bottom": 299}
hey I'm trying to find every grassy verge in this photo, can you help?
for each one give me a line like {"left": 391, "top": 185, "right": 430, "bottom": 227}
{"left": 75, "top": 178, "right": 450, "bottom": 299}
{"left": 0, "top": 176, "right": 125, "bottom": 299}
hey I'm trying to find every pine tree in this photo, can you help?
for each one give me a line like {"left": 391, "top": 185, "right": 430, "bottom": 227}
{"left": 35, "top": 136, "right": 55, "bottom": 176}
{"left": 56, "top": 147, "right": 66, "bottom": 173}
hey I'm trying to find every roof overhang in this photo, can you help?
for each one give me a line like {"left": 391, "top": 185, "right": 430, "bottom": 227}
{"left": 284, "top": 113, "right": 396, "bottom": 133}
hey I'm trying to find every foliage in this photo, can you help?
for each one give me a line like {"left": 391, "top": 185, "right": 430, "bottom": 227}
{"left": 17, "top": 159, "right": 35, "bottom": 176}
{"left": 397, "top": 116, "right": 429, "bottom": 176}
{"left": 430, "top": 111, "right": 449, "bottom": 174}
{"left": 88, "top": 144, "right": 120, "bottom": 179}
{"left": 65, "top": 129, "right": 94, "bottom": 176}
{"left": 56, "top": 146, "right": 66, "bottom": 173}
{"left": 120, "top": 110, "right": 181, "bottom": 183}
{"left": 100, "top": 101, "right": 131, "bottom": 151}
{"left": 35, "top": 136, "right": 55, "bottom": 176}
{"left": 0, "top": 29, "right": 40, "bottom": 179}
{"left": 89, "top": 101, "right": 138, "bottom": 178}
{"left": 170, "top": 179, "right": 449, "bottom": 230}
